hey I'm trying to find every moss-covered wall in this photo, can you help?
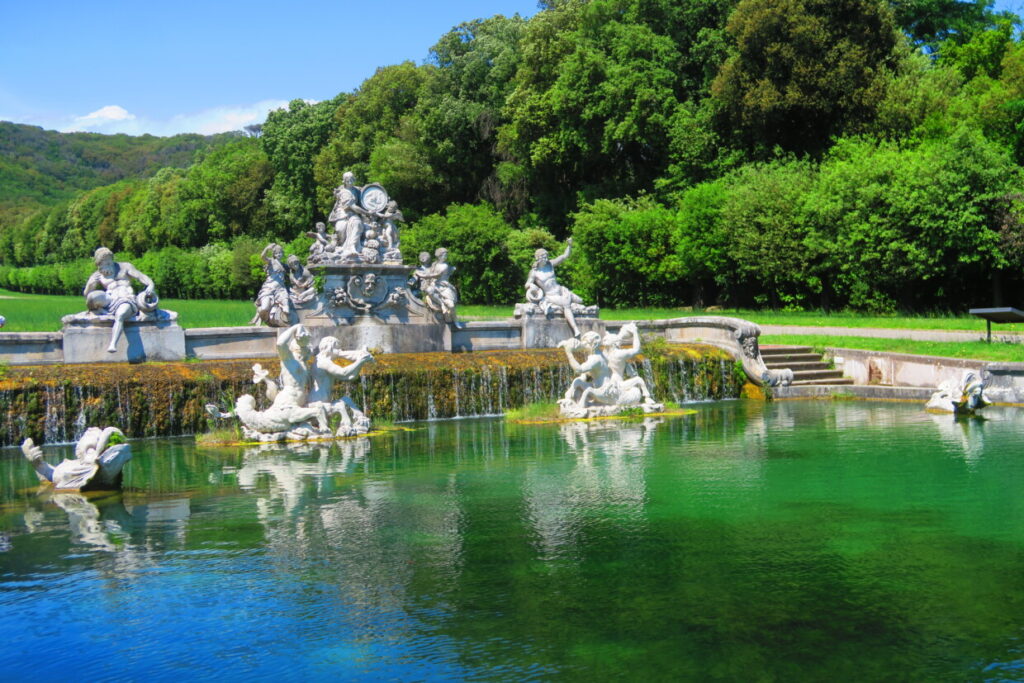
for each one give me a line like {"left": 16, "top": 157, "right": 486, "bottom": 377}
{"left": 0, "top": 344, "right": 745, "bottom": 447}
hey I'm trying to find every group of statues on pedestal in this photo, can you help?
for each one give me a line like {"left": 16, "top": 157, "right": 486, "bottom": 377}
{"left": 557, "top": 322, "right": 663, "bottom": 418}
{"left": 207, "top": 323, "right": 374, "bottom": 442}
{"left": 310, "top": 171, "right": 403, "bottom": 266}
{"left": 251, "top": 243, "right": 317, "bottom": 327}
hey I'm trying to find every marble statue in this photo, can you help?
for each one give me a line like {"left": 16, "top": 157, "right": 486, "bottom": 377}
{"left": 521, "top": 239, "right": 596, "bottom": 337}
{"left": 329, "top": 172, "right": 370, "bottom": 263}
{"left": 557, "top": 323, "right": 663, "bottom": 418}
{"left": 207, "top": 324, "right": 373, "bottom": 442}
{"left": 309, "top": 172, "right": 404, "bottom": 267}
{"left": 70, "top": 247, "right": 161, "bottom": 353}
{"left": 251, "top": 243, "right": 292, "bottom": 327}
{"left": 306, "top": 221, "right": 333, "bottom": 261}
{"left": 309, "top": 337, "right": 374, "bottom": 437}
{"left": 377, "top": 200, "right": 403, "bottom": 262}
{"left": 287, "top": 255, "right": 316, "bottom": 306}
{"left": 21, "top": 426, "right": 132, "bottom": 490}
{"left": 926, "top": 370, "right": 993, "bottom": 415}
{"left": 410, "top": 248, "right": 459, "bottom": 322}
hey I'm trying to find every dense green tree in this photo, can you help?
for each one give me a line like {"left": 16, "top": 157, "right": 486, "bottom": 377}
{"left": 403, "top": 202, "right": 519, "bottom": 304}
{"left": 712, "top": 0, "right": 901, "bottom": 157}
{"left": 262, "top": 96, "right": 345, "bottom": 233}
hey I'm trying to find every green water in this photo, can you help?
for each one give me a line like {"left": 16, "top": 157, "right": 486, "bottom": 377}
{"left": 2, "top": 400, "right": 1024, "bottom": 680}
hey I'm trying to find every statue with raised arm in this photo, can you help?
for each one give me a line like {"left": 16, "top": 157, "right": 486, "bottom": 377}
{"left": 524, "top": 239, "right": 587, "bottom": 337}
{"left": 251, "top": 243, "right": 292, "bottom": 327}
{"left": 329, "top": 171, "right": 369, "bottom": 263}
{"left": 82, "top": 247, "right": 159, "bottom": 353}
{"left": 308, "top": 337, "right": 375, "bottom": 437}
{"left": 556, "top": 323, "right": 662, "bottom": 418}
{"left": 557, "top": 331, "right": 610, "bottom": 417}
{"left": 22, "top": 426, "right": 132, "bottom": 490}
{"left": 206, "top": 324, "right": 331, "bottom": 441}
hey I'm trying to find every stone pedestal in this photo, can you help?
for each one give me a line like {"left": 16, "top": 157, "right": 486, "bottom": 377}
{"left": 514, "top": 303, "right": 602, "bottom": 349}
{"left": 297, "top": 263, "right": 451, "bottom": 353}
{"left": 63, "top": 318, "right": 186, "bottom": 364}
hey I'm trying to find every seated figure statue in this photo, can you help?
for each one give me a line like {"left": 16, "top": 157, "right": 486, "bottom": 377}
{"left": 522, "top": 238, "right": 596, "bottom": 337}
{"left": 82, "top": 247, "right": 160, "bottom": 353}
{"left": 22, "top": 426, "right": 132, "bottom": 490}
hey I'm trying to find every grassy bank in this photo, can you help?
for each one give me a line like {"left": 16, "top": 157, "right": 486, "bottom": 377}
{"left": 0, "top": 288, "right": 253, "bottom": 331}
{"left": 761, "top": 334, "right": 1024, "bottom": 363}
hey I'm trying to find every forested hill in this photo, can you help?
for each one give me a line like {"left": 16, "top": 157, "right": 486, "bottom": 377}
{"left": 2, "top": 0, "right": 1024, "bottom": 314}
{"left": 0, "top": 121, "right": 240, "bottom": 219}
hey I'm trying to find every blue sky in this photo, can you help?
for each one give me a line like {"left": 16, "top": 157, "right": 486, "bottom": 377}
{"left": 0, "top": 0, "right": 540, "bottom": 136}
{"left": 1, "top": 0, "right": 1022, "bottom": 137}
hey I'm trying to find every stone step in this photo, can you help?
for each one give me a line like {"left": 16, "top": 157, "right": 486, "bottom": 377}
{"left": 764, "top": 353, "right": 823, "bottom": 365}
{"left": 789, "top": 377, "right": 856, "bottom": 386}
{"left": 791, "top": 369, "right": 848, "bottom": 382}
{"left": 773, "top": 361, "right": 832, "bottom": 372}
{"left": 760, "top": 345, "right": 814, "bottom": 356}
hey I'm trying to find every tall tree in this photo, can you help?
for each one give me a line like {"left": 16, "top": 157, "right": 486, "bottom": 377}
{"left": 711, "top": 0, "right": 901, "bottom": 157}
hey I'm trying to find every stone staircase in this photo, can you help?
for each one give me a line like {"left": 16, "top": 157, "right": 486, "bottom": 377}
{"left": 760, "top": 345, "right": 853, "bottom": 386}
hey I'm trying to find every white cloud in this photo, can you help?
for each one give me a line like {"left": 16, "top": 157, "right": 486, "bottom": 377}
{"left": 56, "top": 99, "right": 290, "bottom": 136}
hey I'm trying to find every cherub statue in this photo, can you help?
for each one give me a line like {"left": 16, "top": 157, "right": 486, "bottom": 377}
{"left": 286, "top": 255, "right": 316, "bottom": 306}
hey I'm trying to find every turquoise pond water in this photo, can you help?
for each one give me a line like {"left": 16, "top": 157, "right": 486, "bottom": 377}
{"left": 2, "top": 400, "right": 1024, "bottom": 681}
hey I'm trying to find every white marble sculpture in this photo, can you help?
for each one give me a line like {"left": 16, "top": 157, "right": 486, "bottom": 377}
{"left": 251, "top": 243, "right": 292, "bottom": 327}
{"left": 925, "top": 370, "right": 993, "bottom": 415}
{"left": 287, "top": 255, "right": 317, "bottom": 306}
{"left": 520, "top": 239, "right": 597, "bottom": 337}
{"left": 61, "top": 247, "right": 173, "bottom": 353}
{"left": 207, "top": 324, "right": 373, "bottom": 442}
{"left": 309, "top": 337, "right": 374, "bottom": 437}
{"left": 329, "top": 172, "right": 371, "bottom": 263}
{"left": 310, "top": 172, "right": 403, "bottom": 266}
{"left": 410, "top": 248, "right": 459, "bottom": 321}
{"left": 21, "top": 426, "right": 132, "bottom": 490}
{"left": 557, "top": 323, "right": 663, "bottom": 418}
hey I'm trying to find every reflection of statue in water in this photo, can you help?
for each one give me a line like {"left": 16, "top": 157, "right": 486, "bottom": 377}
{"left": 309, "top": 337, "right": 374, "bottom": 437}
{"left": 251, "top": 243, "right": 292, "bottom": 327}
{"left": 207, "top": 324, "right": 374, "bottom": 442}
{"left": 83, "top": 247, "right": 159, "bottom": 353}
{"left": 329, "top": 172, "right": 369, "bottom": 262}
{"left": 525, "top": 239, "right": 585, "bottom": 337}
{"left": 410, "top": 248, "right": 459, "bottom": 321}
{"left": 557, "top": 323, "right": 663, "bottom": 418}
{"left": 22, "top": 426, "right": 132, "bottom": 490}
{"left": 926, "top": 370, "right": 993, "bottom": 415}
{"left": 287, "top": 255, "right": 316, "bottom": 306}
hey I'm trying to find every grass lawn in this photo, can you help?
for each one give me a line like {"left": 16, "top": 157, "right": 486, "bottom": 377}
{"left": 0, "top": 288, "right": 253, "bottom": 331}
{"left": 459, "top": 304, "right": 1020, "bottom": 333}
{"left": 761, "top": 334, "right": 1024, "bottom": 363}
